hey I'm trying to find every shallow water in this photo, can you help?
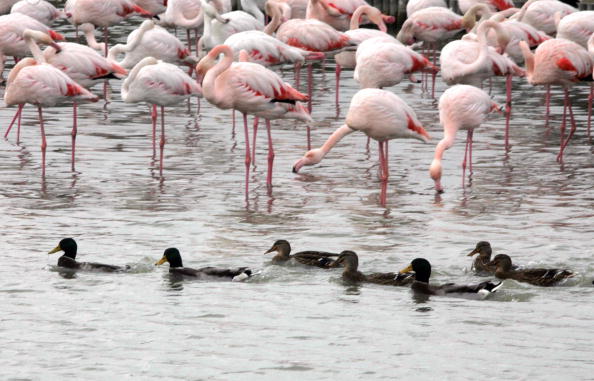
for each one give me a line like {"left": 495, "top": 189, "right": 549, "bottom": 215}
{"left": 1, "top": 13, "right": 594, "bottom": 381}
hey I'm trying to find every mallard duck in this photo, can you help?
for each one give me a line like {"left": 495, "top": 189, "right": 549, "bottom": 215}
{"left": 264, "top": 239, "right": 340, "bottom": 268}
{"left": 48, "top": 238, "right": 128, "bottom": 272}
{"left": 467, "top": 241, "right": 519, "bottom": 275}
{"left": 487, "top": 254, "right": 573, "bottom": 287}
{"left": 399, "top": 258, "right": 502, "bottom": 298}
{"left": 156, "top": 248, "right": 252, "bottom": 281}
{"left": 330, "top": 251, "right": 414, "bottom": 286}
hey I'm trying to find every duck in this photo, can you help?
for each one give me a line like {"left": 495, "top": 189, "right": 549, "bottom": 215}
{"left": 330, "top": 251, "right": 414, "bottom": 286}
{"left": 467, "top": 241, "right": 520, "bottom": 275}
{"left": 264, "top": 240, "right": 340, "bottom": 268}
{"left": 399, "top": 258, "right": 502, "bottom": 298}
{"left": 48, "top": 238, "right": 128, "bottom": 272}
{"left": 156, "top": 248, "right": 252, "bottom": 281}
{"left": 487, "top": 254, "right": 573, "bottom": 287}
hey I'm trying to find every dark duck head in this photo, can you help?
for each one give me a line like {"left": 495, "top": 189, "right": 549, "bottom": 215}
{"left": 400, "top": 258, "right": 431, "bottom": 283}
{"left": 48, "top": 238, "right": 78, "bottom": 259}
{"left": 156, "top": 248, "right": 184, "bottom": 268}
{"left": 467, "top": 241, "right": 492, "bottom": 259}
{"left": 264, "top": 239, "right": 291, "bottom": 259}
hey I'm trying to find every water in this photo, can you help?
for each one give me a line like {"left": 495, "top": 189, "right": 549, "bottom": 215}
{"left": 1, "top": 14, "right": 594, "bottom": 381}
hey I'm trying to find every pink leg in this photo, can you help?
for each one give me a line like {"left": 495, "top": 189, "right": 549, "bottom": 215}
{"left": 4, "top": 104, "right": 23, "bottom": 139}
{"left": 186, "top": 29, "right": 192, "bottom": 54}
{"left": 461, "top": 130, "right": 471, "bottom": 186}
{"left": 265, "top": 119, "right": 274, "bottom": 187}
{"left": 558, "top": 89, "right": 577, "bottom": 162}
{"left": 251, "top": 116, "right": 259, "bottom": 165}
{"left": 307, "top": 63, "right": 313, "bottom": 113}
{"left": 38, "top": 107, "right": 47, "bottom": 177}
{"left": 159, "top": 106, "right": 165, "bottom": 175}
{"left": 16, "top": 105, "right": 22, "bottom": 144}
{"left": 378, "top": 141, "right": 387, "bottom": 181}
{"left": 557, "top": 89, "right": 568, "bottom": 162}
{"left": 468, "top": 129, "right": 474, "bottom": 174}
{"left": 588, "top": 84, "right": 594, "bottom": 143}
{"left": 335, "top": 63, "right": 341, "bottom": 108}
{"left": 242, "top": 113, "right": 251, "bottom": 196}
{"left": 72, "top": 102, "right": 78, "bottom": 171}
{"left": 504, "top": 74, "right": 512, "bottom": 151}
{"left": 232, "top": 110, "right": 236, "bottom": 136}
{"left": 544, "top": 84, "right": 551, "bottom": 136}
{"left": 383, "top": 141, "right": 389, "bottom": 181}
{"left": 151, "top": 104, "right": 157, "bottom": 157}
{"left": 431, "top": 70, "right": 436, "bottom": 99}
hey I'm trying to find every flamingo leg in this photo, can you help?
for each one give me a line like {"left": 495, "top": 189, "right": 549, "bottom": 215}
{"left": 72, "top": 101, "right": 78, "bottom": 171}
{"left": 504, "top": 74, "right": 512, "bottom": 151}
{"left": 462, "top": 130, "right": 470, "bottom": 185}
{"left": 558, "top": 89, "right": 577, "bottom": 162}
{"left": 251, "top": 116, "right": 259, "bottom": 166}
{"left": 186, "top": 29, "right": 192, "bottom": 54}
{"left": 378, "top": 141, "right": 387, "bottom": 182}
{"left": 232, "top": 109, "right": 236, "bottom": 136}
{"left": 307, "top": 63, "right": 313, "bottom": 113}
{"left": 544, "top": 84, "right": 551, "bottom": 136}
{"left": 38, "top": 106, "right": 47, "bottom": 177}
{"left": 16, "top": 105, "right": 22, "bottom": 144}
{"left": 4, "top": 104, "right": 23, "bottom": 139}
{"left": 383, "top": 140, "right": 389, "bottom": 181}
{"left": 151, "top": 104, "right": 157, "bottom": 157}
{"left": 159, "top": 106, "right": 165, "bottom": 175}
{"left": 557, "top": 89, "right": 568, "bottom": 163}
{"left": 243, "top": 113, "right": 251, "bottom": 196}
{"left": 265, "top": 119, "right": 274, "bottom": 187}
{"left": 335, "top": 63, "right": 341, "bottom": 108}
{"left": 588, "top": 84, "right": 594, "bottom": 143}
{"left": 468, "top": 129, "right": 474, "bottom": 174}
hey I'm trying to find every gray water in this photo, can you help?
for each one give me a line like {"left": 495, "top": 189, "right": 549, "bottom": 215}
{"left": 1, "top": 15, "right": 594, "bottom": 381}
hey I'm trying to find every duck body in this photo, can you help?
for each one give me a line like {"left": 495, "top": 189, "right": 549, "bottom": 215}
{"left": 488, "top": 254, "right": 573, "bottom": 287}
{"left": 265, "top": 240, "right": 339, "bottom": 268}
{"left": 48, "top": 238, "right": 128, "bottom": 272}
{"left": 332, "top": 251, "right": 414, "bottom": 286}
{"left": 400, "top": 258, "right": 502, "bottom": 299}
{"left": 156, "top": 248, "right": 252, "bottom": 281}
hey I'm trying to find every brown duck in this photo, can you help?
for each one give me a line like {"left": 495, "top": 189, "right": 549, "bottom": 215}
{"left": 399, "top": 258, "right": 502, "bottom": 298}
{"left": 467, "top": 241, "right": 519, "bottom": 274}
{"left": 487, "top": 254, "right": 573, "bottom": 287}
{"left": 330, "top": 251, "right": 414, "bottom": 286}
{"left": 264, "top": 240, "right": 340, "bottom": 268}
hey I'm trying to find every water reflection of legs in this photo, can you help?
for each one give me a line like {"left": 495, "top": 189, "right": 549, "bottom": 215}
{"left": 38, "top": 106, "right": 47, "bottom": 178}
{"left": 151, "top": 104, "right": 157, "bottom": 158}
{"left": 587, "top": 84, "right": 592, "bottom": 143}
{"left": 265, "top": 119, "right": 275, "bottom": 189}
{"left": 558, "top": 88, "right": 577, "bottom": 163}
{"left": 71, "top": 101, "right": 78, "bottom": 172}
{"left": 242, "top": 113, "right": 252, "bottom": 198}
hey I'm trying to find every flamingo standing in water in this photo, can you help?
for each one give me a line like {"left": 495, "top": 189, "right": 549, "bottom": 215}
{"left": 512, "top": 0, "right": 575, "bottom": 35}
{"left": 196, "top": 45, "right": 311, "bottom": 193}
{"left": 121, "top": 57, "right": 202, "bottom": 175}
{"left": 4, "top": 30, "right": 127, "bottom": 171}
{"left": 519, "top": 39, "right": 593, "bottom": 163}
{"left": 429, "top": 85, "right": 501, "bottom": 193}
{"left": 305, "top": 0, "right": 394, "bottom": 32}
{"left": 66, "top": 0, "right": 154, "bottom": 56}
{"left": 0, "top": 12, "right": 64, "bottom": 82}
{"left": 292, "top": 88, "right": 430, "bottom": 198}
{"left": 3, "top": 30, "right": 99, "bottom": 177}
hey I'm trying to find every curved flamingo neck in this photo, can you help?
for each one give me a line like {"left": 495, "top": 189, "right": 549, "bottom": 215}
{"left": 108, "top": 21, "right": 154, "bottom": 63}
{"left": 81, "top": 24, "right": 104, "bottom": 51}
{"left": 202, "top": 45, "right": 234, "bottom": 105}
{"left": 121, "top": 57, "right": 158, "bottom": 102}
{"left": 518, "top": 41, "right": 534, "bottom": 79}
{"left": 350, "top": 5, "right": 386, "bottom": 32}
{"left": 515, "top": 0, "right": 536, "bottom": 22}
{"left": 264, "top": 3, "right": 283, "bottom": 35}
{"left": 320, "top": 124, "right": 354, "bottom": 155}
{"left": 169, "top": 1, "right": 204, "bottom": 27}
{"left": 429, "top": 126, "right": 458, "bottom": 191}
{"left": 457, "top": 20, "right": 495, "bottom": 79}
{"left": 24, "top": 34, "right": 46, "bottom": 64}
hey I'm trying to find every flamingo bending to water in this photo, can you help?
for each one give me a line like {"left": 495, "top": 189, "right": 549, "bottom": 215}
{"left": 429, "top": 85, "right": 501, "bottom": 193}
{"left": 121, "top": 57, "right": 202, "bottom": 175}
{"left": 292, "top": 88, "right": 430, "bottom": 187}
{"left": 3, "top": 30, "right": 98, "bottom": 176}
{"left": 196, "top": 45, "right": 311, "bottom": 193}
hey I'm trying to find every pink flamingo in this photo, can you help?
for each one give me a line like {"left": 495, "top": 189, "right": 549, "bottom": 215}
{"left": 556, "top": 11, "right": 594, "bottom": 49}
{"left": 134, "top": 0, "right": 167, "bottom": 16}
{"left": 292, "top": 88, "right": 430, "bottom": 188}
{"left": 270, "top": 0, "right": 308, "bottom": 19}
{"left": 10, "top": 0, "right": 64, "bottom": 25}
{"left": 121, "top": 57, "right": 202, "bottom": 175}
{"left": 158, "top": 0, "right": 204, "bottom": 54}
{"left": 440, "top": 20, "right": 524, "bottom": 149}
{"left": 406, "top": 0, "right": 447, "bottom": 16}
{"left": 196, "top": 45, "right": 311, "bottom": 193}
{"left": 458, "top": 0, "right": 513, "bottom": 14}
{"left": 108, "top": 20, "right": 196, "bottom": 70}
{"left": 66, "top": 0, "right": 153, "bottom": 56}
{"left": 396, "top": 7, "right": 464, "bottom": 47}
{"left": 354, "top": 37, "right": 438, "bottom": 90}
{"left": 0, "top": 12, "right": 64, "bottom": 82}
{"left": 429, "top": 85, "right": 501, "bottom": 193}
{"left": 3, "top": 30, "right": 99, "bottom": 177}
{"left": 513, "top": 0, "right": 575, "bottom": 35}
{"left": 519, "top": 38, "right": 593, "bottom": 162}
{"left": 334, "top": 5, "right": 392, "bottom": 103}
{"left": 305, "top": 0, "right": 394, "bottom": 32}
{"left": 0, "top": 0, "right": 20, "bottom": 14}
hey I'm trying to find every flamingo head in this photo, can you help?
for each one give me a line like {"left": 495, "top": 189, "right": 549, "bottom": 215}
{"left": 395, "top": 22, "right": 414, "bottom": 45}
{"left": 23, "top": 29, "right": 62, "bottom": 52}
{"left": 429, "top": 158, "right": 444, "bottom": 193}
{"left": 292, "top": 149, "right": 325, "bottom": 173}
{"left": 195, "top": 54, "right": 217, "bottom": 84}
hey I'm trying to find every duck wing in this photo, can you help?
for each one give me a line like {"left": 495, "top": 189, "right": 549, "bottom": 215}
{"left": 366, "top": 271, "right": 415, "bottom": 286}
{"left": 198, "top": 266, "right": 253, "bottom": 280}
{"left": 513, "top": 268, "right": 573, "bottom": 286}
{"left": 292, "top": 251, "right": 340, "bottom": 268}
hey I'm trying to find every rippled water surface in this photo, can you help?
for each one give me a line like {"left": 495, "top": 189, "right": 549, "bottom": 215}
{"left": 1, "top": 12, "right": 594, "bottom": 381}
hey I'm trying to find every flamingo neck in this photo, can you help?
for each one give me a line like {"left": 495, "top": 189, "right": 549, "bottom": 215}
{"left": 429, "top": 125, "right": 458, "bottom": 191}
{"left": 170, "top": 1, "right": 203, "bottom": 27}
{"left": 350, "top": 6, "right": 386, "bottom": 32}
{"left": 515, "top": 0, "right": 536, "bottom": 22}
{"left": 264, "top": 4, "right": 282, "bottom": 35}
{"left": 121, "top": 57, "right": 157, "bottom": 102}
{"left": 320, "top": 124, "right": 354, "bottom": 155}
{"left": 518, "top": 41, "right": 534, "bottom": 79}
{"left": 82, "top": 26, "right": 104, "bottom": 51}
{"left": 203, "top": 45, "right": 234, "bottom": 105}
{"left": 240, "top": 0, "right": 264, "bottom": 24}
{"left": 456, "top": 20, "right": 494, "bottom": 79}
{"left": 25, "top": 35, "right": 46, "bottom": 63}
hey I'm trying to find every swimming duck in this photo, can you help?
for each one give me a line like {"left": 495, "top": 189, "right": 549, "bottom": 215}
{"left": 330, "top": 251, "right": 414, "bottom": 286}
{"left": 487, "top": 254, "right": 573, "bottom": 287}
{"left": 48, "top": 238, "right": 128, "bottom": 272}
{"left": 264, "top": 240, "right": 340, "bottom": 268}
{"left": 399, "top": 258, "right": 502, "bottom": 297}
{"left": 156, "top": 248, "right": 252, "bottom": 281}
{"left": 467, "top": 241, "right": 519, "bottom": 275}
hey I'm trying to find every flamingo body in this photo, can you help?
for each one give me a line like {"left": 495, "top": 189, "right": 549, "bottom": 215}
{"left": 10, "top": 0, "right": 63, "bottom": 25}
{"left": 406, "top": 0, "right": 446, "bottom": 16}
{"left": 396, "top": 7, "right": 463, "bottom": 45}
{"left": 276, "top": 19, "right": 351, "bottom": 52}
{"left": 557, "top": 11, "right": 594, "bottom": 49}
